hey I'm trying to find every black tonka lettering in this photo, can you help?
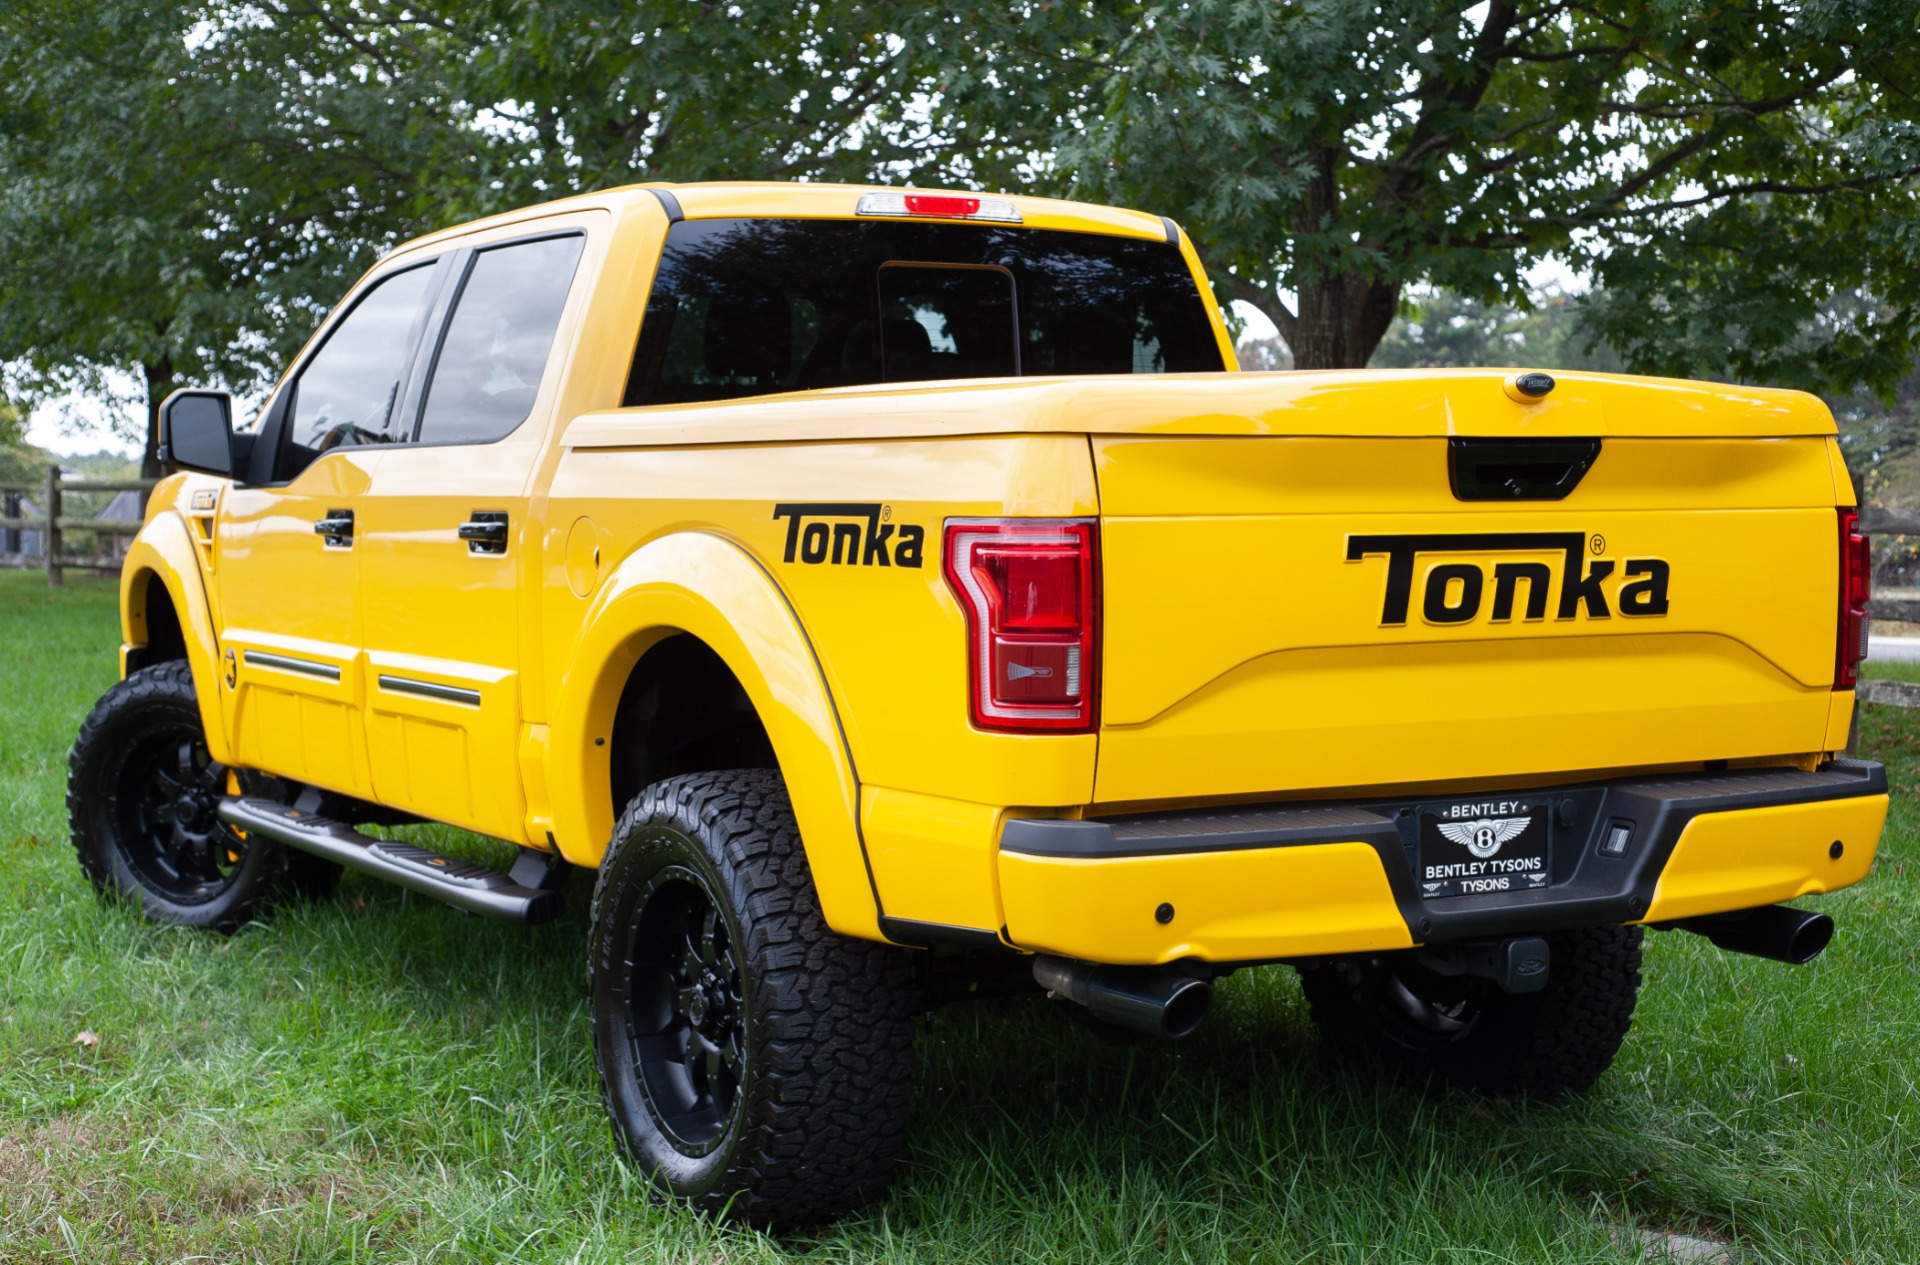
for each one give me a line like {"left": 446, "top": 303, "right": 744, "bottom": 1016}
{"left": 774, "top": 503, "right": 925, "bottom": 569}
{"left": 1345, "top": 532, "right": 1669, "bottom": 626}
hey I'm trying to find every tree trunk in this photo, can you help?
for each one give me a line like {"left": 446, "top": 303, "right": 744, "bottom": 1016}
{"left": 1279, "top": 145, "right": 1404, "bottom": 369}
{"left": 140, "top": 357, "right": 174, "bottom": 480}
{"left": 1289, "top": 273, "right": 1403, "bottom": 370}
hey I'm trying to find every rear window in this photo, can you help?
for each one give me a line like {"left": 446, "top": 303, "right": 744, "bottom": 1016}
{"left": 623, "top": 219, "right": 1223, "bottom": 406}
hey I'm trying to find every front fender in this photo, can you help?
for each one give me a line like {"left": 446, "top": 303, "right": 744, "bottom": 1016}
{"left": 548, "top": 531, "right": 880, "bottom": 940}
{"left": 120, "top": 512, "right": 230, "bottom": 763}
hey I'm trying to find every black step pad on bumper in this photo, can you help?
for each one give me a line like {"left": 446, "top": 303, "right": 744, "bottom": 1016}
{"left": 219, "top": 797, "right": 561, "bottom": 924}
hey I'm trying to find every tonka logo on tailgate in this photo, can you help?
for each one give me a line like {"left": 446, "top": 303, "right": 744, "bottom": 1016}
{"left": 775, "top": 503, "right": 925, "bottom": 569}
{"left": 1347, "top": 532, "right": 1669, "bottom": 626}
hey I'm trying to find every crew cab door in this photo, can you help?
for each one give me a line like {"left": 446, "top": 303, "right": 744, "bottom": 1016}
{"left": 215, "top": 259, "right": 444, "bottom": 799}
{"left": 355, "top": 229, "right": 590, "bottom": 841}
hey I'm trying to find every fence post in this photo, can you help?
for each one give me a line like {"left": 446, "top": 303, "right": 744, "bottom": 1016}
{"left": 44, "top": 464, "right": 62, "bottom": 588}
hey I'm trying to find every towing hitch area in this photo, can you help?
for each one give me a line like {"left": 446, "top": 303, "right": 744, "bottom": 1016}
{"left": 1666, "top": 904, "right": 1834, "bottom": 965}
{"left": 1415, "top": 936, "right": 1552, "bottom": 993}
{"left": 1032, "top": 955, "right": 1213, "bottom": 1039}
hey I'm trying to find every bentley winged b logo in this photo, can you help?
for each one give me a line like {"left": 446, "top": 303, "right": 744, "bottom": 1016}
{"left": 1436, "top": 816, "right": 1532, "bottom": 859}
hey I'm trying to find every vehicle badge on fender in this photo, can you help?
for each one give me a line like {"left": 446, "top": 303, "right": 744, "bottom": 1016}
{"left": 774, "top": 503, "right": 925, "bottom": 568}
{"left": 1346, "top": 531, "right": 1669, "bottom": 625}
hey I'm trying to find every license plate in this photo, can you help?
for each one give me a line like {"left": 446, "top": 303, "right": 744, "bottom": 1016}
{"left": 1417, "top": 798, "right": 1551, "bottom": 899}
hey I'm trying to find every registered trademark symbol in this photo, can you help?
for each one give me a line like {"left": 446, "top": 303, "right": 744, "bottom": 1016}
{"left": 881, "top": 504, "right": 892, "bottom": 522}
{"left": 1590, "top": 534, "right": 1605, "bottom": 555}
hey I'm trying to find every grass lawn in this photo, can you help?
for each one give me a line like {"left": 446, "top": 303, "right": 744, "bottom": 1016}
{"left": 3, "top": 567, "right": 1918, "bottom": 1263}
{"left": 1861, "top": 655, "right": 1920, "bottom": 685}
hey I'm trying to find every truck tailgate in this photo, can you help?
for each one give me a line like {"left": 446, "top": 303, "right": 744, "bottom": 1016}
{"left": 1094, "top": 430, "right": 1849, "bottom": 805}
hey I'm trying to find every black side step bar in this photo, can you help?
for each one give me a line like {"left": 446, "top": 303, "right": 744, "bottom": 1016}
{"left": 218, "top": 797, "right": 563, "bottom": 924}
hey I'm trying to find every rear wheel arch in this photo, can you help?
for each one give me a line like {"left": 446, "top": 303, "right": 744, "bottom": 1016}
{"left": 607, "top": 632, "right": 778, "bottom": 820}
{"left": 548, "top": 531, "right": 880, "bottom": 939}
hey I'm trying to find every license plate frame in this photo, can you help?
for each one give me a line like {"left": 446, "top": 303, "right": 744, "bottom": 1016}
{"left": 1416, "top": 798, "right": 1552, "bottom": 899}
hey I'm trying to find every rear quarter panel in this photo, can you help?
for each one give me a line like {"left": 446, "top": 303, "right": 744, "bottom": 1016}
{"left": 542, "top": 433, "right": 1100, "bottom": 936}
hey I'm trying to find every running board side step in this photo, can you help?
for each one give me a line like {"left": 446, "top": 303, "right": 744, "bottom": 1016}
{"left": 218, "top": 797, "right": 563, "bottom": 924}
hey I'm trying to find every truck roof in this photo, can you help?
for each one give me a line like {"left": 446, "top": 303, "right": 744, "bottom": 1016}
{"left": 391, "top": 181, "right": 1176, "bottom": 259}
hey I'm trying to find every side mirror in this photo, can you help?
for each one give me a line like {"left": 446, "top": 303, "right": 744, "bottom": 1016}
{"left": 159, "top": 390, "right": 234, "bottom": 476}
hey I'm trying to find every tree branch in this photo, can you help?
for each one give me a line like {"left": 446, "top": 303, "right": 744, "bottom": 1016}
{"left": 1218, "top": 271, "right": 1298, "bottom": 344}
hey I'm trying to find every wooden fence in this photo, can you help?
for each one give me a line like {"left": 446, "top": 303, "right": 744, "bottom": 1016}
{"left": 1860, "top": 507, "right": 1920, "bottom": 624}
{"left": 0, "top": 466, "right": 157, "bottom": 586}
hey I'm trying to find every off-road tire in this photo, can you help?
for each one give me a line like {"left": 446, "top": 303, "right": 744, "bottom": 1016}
{"left": 67, "top": 660, "right": 336, "bottom": 931}
{"left": 590, "top": 769, "right": 917, "bottom": 1228}
{"left": 1300, "top": 924, "right": 1643, "bottom": 1099}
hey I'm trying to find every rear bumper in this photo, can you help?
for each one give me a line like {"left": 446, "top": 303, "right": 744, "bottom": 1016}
{"left": 997, "top": 761, "right": 1888, "bottom": 965}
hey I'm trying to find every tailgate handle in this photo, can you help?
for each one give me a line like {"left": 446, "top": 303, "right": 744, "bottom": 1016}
{"left": 1448, "top": 438, "right": 1601, "bottom": 502}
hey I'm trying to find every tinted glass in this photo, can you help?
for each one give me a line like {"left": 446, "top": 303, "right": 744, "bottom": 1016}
{"left": 877, "top": 265, "right": 1017, "bottom": 381}
{"left": 417, "top": 234, "right": 585, "bottom": 445}
{"left": 625, "top": 219, "right": 1222, "bottom": 406}
{"left": 289, "top": 264, "right": 436, "bottom": 458}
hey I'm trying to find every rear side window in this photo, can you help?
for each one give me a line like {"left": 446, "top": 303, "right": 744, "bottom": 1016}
{"left": 417, "top": 234, "right": 585, "bottom": 446}
{"left": 288, "top": 263, "right": 437, "bottom": 459}
{"left": 624, "top": 219, "right": 1222, "bottom": 406}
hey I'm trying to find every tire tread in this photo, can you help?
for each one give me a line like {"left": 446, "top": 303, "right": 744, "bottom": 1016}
{"left": 591, "top": 769, "right": 916, "bottom": 1227}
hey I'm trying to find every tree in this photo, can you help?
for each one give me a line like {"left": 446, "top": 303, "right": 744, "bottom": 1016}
{"left": 1370, "top": 287, "right": 1621, "bottom": 372}
{"left": 0, "top": 2, "right": 945, "bottom": 471}
{"left": 0, "top": 2, "right": 459, "bottom": 475}
{"left": 910, "top": 1, "right": 1920, "bottom": 388}
{"left": 438, "top": 0, "right": 932, "bottom": 213}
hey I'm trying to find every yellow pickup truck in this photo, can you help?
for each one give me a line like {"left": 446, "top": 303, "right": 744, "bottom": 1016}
{"left": 68, "top": 182, "right": 1887, "bottom": 1227}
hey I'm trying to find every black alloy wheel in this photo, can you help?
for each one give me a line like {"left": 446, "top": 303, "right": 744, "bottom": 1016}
{"left": 111, "top": 717, "right": 245, "bottom": 904}
{"left": 69, "top": 661, "right": 332, "bottom": 931}
{"left": 625, "top": 865, "right": 748, "bottom": 1155}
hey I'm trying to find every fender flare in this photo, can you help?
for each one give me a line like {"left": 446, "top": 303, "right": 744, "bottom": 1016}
{"left": 120, "top": 512, "right": 232, "bottom": 763}
{"left": 548, "top": 531, "right": 882, "bottom": 939}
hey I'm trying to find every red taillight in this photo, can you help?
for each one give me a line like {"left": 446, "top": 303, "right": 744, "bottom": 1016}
{"left": 944, "top": 519, "right": 1099, "bottom": 732}
{"left": 1837, "top": 507, "right": 1871, "bottom": 689}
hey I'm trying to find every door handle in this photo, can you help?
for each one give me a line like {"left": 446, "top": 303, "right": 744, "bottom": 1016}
{"left": 312, "top": 510, "right": 354, "bottom": 546}
{"left": 458, "top": 511, "right": 508, "bottom": 555}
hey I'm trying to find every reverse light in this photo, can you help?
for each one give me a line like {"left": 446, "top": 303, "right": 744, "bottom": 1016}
{"left": 856, "top": 192, "right": 1023, "bottom": 223}
{"left": 944, "top": 519, "right": 1099, "bottom": 732}
{"left": 1837, "top": 508, "right": 1871, "bottom": 689}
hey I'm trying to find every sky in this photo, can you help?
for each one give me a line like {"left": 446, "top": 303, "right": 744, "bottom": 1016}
{"left": 26, "top": 388, "right": 142, "bottom": 457}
